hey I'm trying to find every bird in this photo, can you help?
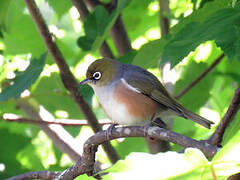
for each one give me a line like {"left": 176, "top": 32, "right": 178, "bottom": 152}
{"left": 80, "top": 58, "right": 213, "bottom": 129}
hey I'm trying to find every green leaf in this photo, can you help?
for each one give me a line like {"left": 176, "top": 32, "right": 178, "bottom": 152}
{"left": 132, "top": 39, "right": 166, "bottom": 68}
{"left": 212, "top": 128, "right": 240, "bottom": 177}
{"left": 47, "top": 0, "right": 72, "bottom": 18}
{"left": 118, "top": 50, "right": 137, "bottom": 64}
{"left": 0, "top": 0, "right": 11, "bottom": 27}
{"left": 0, "top": 0, "right": 10, "bottom": 38}
{"left": 77, "top": 0, "right": 130, "bottom": 51}
{"left": 16, "top": 144, "right": 45, "bottom": 170}
{"left": 0, "top": 53, "right": 47, "bottom": 101}
{"left": 122, "top": 0, "right": 158, "bottom": 41}
{"left": 3, "top": 1, "right": 46, "bottom": 56}
{"left": 115, "top": 138, "right": 148, "bottom": 159}
{"left": 32, "top": 72, "right": 85, "bottom": 119}
{"left": 162, "top": 7, "right": 240, "bottom": 67}
{"left": 199, "top": 0, "right": 214, "bottom": 8}
{"left": 104, "top": 148, "right": 210, "bottom": 180}
{"left": 105, "top": 144, "right": 240, "bottom": 180}
{"left": 175, "top": 61, "right": 214, "bottom": 112}
{"left": 0, "top": 57, "right": 7, "bottom": 83}
{"left": 0, "top": 129, "right": 30, "bottom": 179}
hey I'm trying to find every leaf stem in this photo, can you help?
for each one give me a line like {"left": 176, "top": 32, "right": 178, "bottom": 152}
{"left": 2, "top": 117, "right": 111, "bottom": 126}
{"left": 175, "top": 53, "right": 225, "bottom": 99}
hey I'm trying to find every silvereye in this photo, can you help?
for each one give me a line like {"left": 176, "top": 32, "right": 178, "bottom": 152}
{"left": 80, "top": 58, "right": 213, "bottom": 129}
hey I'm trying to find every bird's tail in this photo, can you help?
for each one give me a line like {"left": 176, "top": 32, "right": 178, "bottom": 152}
{"left": 182, "top": 110, "right": 214, "bottom": 129}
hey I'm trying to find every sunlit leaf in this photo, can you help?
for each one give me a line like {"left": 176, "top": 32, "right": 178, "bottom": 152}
{"left": 0, "top": 53, "right": 46, "bottom": 101}
{"left": 115, "top": 138, "right": 148, "bottom": 159}
{"left": 0, "top": 129, "right": 30, "bottom": 179}
{"left": 0, "top": 0, "right": 11, "bottom": 37}
{"left": 162, "top": 7, "right": 240, "bottom": 67}
{"left": 104, "top": 148, "right": 210, "bottom": 180}
{"left": 132, "top": 39, "right": 166, "bottom": 68}
{"left": 48, "top": 0, "right": 72, "bottom": 18}
{"left": 118, "top": 50, "right": 137, "bottom": 64}
{"left": 212, "top": 128, "right": 240, "bottom": 177}
{"left": 3, "top": 1, "right": 46, "bottom": 56}
{"left": 134, "top": 0, "right": 229, "bottom": 68}
{"left": 32, "top": 72, "right": 85, "bottom": 119}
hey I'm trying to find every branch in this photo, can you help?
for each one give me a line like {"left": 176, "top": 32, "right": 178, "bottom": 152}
{"left": 6, "top": 171, "right": 60, "bottom": 180}
{"left": 2, "top": 117, "right": 111, "bottom": 126}
{"left": 159, "top": 0, "right": 170, "bottom": 36}
{"left": 71, "top": 0, "right": 88, "bottom": 20}
{"left": 18, "top": 100, "right": 82, "bottom": 161}
{"left": 71, "top": 0, "right": 114, "bottom": 58}
{"left": 24, "top": 0, "right": 119, "bottom": 163}
{"left": 110, "top": 16, "right": 132, "bottom": 56}
{"left": 175, "top": 53, "right": 225, "bottom": 99}
{"left": 208, "top": 86, "right": 240, "bottom": 146}
{"left": 56, "top": 126, "right": 218, "bottom": 180}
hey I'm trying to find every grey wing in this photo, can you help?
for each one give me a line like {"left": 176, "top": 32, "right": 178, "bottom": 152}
{"left": 123, "top": 64, "right": 182, "bottom": 113}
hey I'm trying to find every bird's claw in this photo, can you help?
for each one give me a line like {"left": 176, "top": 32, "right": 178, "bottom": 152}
{"left": 106, "top": 124, "right": 118, "bottom": 141}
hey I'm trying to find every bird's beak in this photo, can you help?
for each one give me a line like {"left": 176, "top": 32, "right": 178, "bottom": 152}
{"left": 79, "top": 78, "right": 91, "bottom": 86}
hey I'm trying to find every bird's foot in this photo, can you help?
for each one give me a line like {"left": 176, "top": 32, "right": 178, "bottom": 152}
{"left": 144, "top": 118, "right": 167, "bottom": 141}
{"left": 151, "top": 118, "right": 167, "bottom": 129}
{"left": 106, "top": 124, "right": 118, "bottom": 141}
{"left": 143, "top": 123, "right": 155, "bottom": 141}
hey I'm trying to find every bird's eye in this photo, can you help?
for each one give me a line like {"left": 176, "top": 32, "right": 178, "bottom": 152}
{"left": 93, "top": 71, "right": 101, "bottom": 80}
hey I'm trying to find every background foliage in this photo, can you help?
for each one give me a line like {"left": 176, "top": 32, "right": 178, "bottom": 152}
{"left": 0, "top": 0, "right": 240, "bottom": 179}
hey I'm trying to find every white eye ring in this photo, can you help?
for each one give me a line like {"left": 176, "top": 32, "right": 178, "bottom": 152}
{"left": 93, "top": 71, "right": 101, "bottom": 80}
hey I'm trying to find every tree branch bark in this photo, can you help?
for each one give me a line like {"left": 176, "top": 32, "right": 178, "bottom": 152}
{"left": 24, "top": 0, "right": 119, "bottom": 164}
{"left": 56, "top": 126, "right": 217, "bottom": 179}
{"left": 2, "top": 117, "right": 111, "bottom": 126}
{"left": 6, "top": 171, "right": 59, "bottom": 180}
{"left": 110, "top": 16, "right": 132, "bottom": 56}
{"left": 208, "top": 86, "right": 240, "bottom": 146}
{"left": 159, "top": 0, "right": 170, "bottom": 36}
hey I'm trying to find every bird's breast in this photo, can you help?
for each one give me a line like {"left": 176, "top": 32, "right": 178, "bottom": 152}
{"left": 93, "top": 79, "right": 161, "bottom": 125}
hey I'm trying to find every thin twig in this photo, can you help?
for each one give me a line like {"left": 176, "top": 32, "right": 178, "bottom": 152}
{"left": 6, "top": 171, "right": 60, "bottom": 180}
{"left": 56, "top": 125, "right": 218, "bottom": 180}
{"left": 175, "top": 53, "right": 225, "bottom": 99}
{"left": 208, "top": 86, "right": 240, "bottom": 146}
{"left": 2, "top": 117, "right": 112, "bottom": 126}
{"left": 24, "top": 0, "right": 119, "bottom": 163}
